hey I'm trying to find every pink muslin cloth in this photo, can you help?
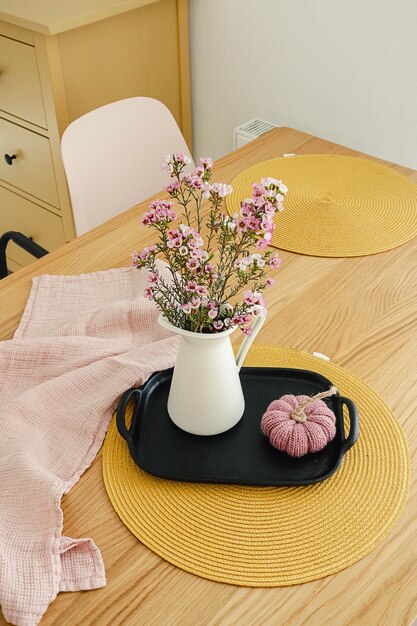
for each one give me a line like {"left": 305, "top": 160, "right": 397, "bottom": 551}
{"left": 0, "top": 266, "right": 179, "bottom": 626}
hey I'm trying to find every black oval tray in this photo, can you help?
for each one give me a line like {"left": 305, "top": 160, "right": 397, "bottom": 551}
{"left": 116, "top": 367, "right": 359, "bottom": 486}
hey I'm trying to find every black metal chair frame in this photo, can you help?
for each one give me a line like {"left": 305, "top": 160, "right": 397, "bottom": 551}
{"left": 0, "top": 231, "right": 48, "bottom": 279}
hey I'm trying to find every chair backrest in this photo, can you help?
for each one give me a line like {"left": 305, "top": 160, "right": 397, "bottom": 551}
{"left": 61, "top": 97, "right": 193, "bottom": 236}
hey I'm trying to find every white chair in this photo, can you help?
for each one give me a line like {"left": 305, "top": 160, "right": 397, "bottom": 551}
{"left": 61, "top": 97, "right": 193, "bottom": 236}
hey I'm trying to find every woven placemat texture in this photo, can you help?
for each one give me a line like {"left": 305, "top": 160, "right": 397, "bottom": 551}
{"left": 102, "top": 345, "right": 410, "bottom": 586}
{"left": 225, "top": 155, "right": 417, "bottom": 257}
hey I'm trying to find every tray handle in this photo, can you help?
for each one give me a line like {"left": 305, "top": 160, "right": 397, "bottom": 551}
{"left": 116, "top": 387, "right": 143, "bottom": 445}
{"left": 338, "top": 396, "right": 360, "bottom": 455}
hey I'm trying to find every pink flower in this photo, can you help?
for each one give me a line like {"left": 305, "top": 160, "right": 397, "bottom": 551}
{"left": 235, "top": 218, "right": 249, "bottom": 233}
{"left": 270, "top": 253, "right": 282, "bottom": 269}
{"left": 190, "top": 175, "right": 203, "bottom": 189}
{"left": 181, "top": 303, "right": 192, "bottom": 314}
{"left": 182, "top": 174, "right": 203, "bottom": 190}
{"left": 243, "top": 290, "right": 254, "bottom": 305}
{"left": 252, "top": 182, "right": 266, "bottom": 197}
{"left": 240, "top": 200, "right": 255, "bottom": 216}
{"left": 139, "top": 245, "right": 157, "bottom": 260}
{"left": 164, "top": 180, "right": 180, "bottom": 195}
{"left": 188, "top": 235, "right": 204, "bottom": 249}
{"left": 251, "top": 305, "right": 263, "bottom": 316}
{"left": 212, "top": 183, "right": 233, "bottom": 198}
{"left": 213, "top": 320, "right": 224, "bottom": 331}
{"left": 193, "top": 165, "right": 204, "bottom": 178}
{"left": 162, "top": 153, "right": 191, "bottom": 173}
{"left": 153, "top": 198, "right": 173, "bottom": 210}
{"left": 186, "top": 280, "right": 198, "bottom": 292}
{"left": 175, "top": 153, "right": 192, "bottom": 165}
{"left": 201, "top": 183, "right": 212, "bottom": 200}
{"left": 200, "top": 157, "right": 213, "bottom": 169}
{"left": 247, "top": 216, "right": 261, "bottom": 230}
{"left": 142, "top": 200, "right": 177, "bottom": 225}
{"left": 196, "top": 250, "right": 209, "bottom": 262}
{"left": 243, "top": 290, "right": 261, "bottom": 306}
{"left": 235, "top": 260, "right": 248, "bottom": 271}
{"left": 265, "top": 278, "right": 275, "bottom": 287}
{"left": 186, "top": 258, "right": 200, "bottom": 271}
{"left": 261, "top": 176, "right": 281, "bottom": 188}
{"left": 202, "top": 182, "right": 232, "bottom": 200}
{"left": 264, "top": 204, "right": 276, "bottom": 216}
{"left": 261, "top": 216, "right": 274, "bottom": 232}
{"left": 190, "top": 296, "right": 201, "bottom": 309}
{"left": 256, "top": 238, "right": 268, "bottom": 250}
{"left": 196, "top": 285, "right": 207, "bottom": 296}
{"left": 148, "top": 272, "right": 158, "bottom": 283}
{"left": 162, "top": 154, "right": 174, "bottom": 174}
{"left": 167, "top": 230, "right": 182, "bottom": 246}
{"left": 242, "top": 326, "right": 253, "bottom": 336}
{"left": 208, "top": 308, "right": 218, "bottom": 319}
{"left": 179, "top": 224, "right": 192, "bottom": 237}
{"left": 179, "top": 246, "right": 188, "bottom": 256}
{"left": 265, "top": 189, "right": 277, "bottom": 200}
{"left": 143, "top": 287, "right": 154, "bottom": 300}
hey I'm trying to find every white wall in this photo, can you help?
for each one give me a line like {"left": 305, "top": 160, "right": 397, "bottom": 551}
{"left": 189, "top": 0, "right": 417, "bottom": 169}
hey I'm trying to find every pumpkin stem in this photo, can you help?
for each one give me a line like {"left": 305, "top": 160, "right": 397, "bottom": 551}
{"left": 290, "top": 386, "right": 338, "bottom": 423}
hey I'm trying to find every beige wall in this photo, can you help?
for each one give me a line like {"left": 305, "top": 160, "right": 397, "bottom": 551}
{"left": 189, "top": 0, "right": 417, "bottom": 168}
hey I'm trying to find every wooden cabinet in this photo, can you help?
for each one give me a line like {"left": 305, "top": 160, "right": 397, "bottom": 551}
{"left": 0, "top": 35, "right": 47, "bottom": 127}
{"left": 0, "top": 0, "right": 191, "bottom": 273}
{"left": 0, "top": 186, "right": 66, "bottom": 268}
{"left": 0, "top": 118, "right": 59, "bottom": 206}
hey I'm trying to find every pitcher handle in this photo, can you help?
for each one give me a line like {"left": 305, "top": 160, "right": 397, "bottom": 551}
{"left": 235, "top": 314, "right": 266, "bottom": 373}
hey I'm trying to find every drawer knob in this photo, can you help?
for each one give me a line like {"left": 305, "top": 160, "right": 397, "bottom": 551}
{"left": 4, "top": 154, "right": 17, "bottom": 166}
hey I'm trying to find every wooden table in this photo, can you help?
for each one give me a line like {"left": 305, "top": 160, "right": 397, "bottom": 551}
{"left": 1, "top": 128, "right": 416, "bottom": 626}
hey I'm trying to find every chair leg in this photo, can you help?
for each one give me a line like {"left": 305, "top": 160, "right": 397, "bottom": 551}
{"left": 0, "top": 231, "right": 48, "bottom": 279}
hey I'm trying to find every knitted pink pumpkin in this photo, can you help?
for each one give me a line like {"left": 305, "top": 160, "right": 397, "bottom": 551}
{"left": 261, "top": 387, "right": 337, "bottom": 457}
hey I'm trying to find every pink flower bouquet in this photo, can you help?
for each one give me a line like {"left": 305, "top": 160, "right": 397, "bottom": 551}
{"left": 132, "top": 153, "right": 286, "bottom": 335}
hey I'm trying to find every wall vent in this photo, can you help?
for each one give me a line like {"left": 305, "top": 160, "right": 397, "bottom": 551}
{"left": 234, "top": 118, "right": 278, "bottom": 149}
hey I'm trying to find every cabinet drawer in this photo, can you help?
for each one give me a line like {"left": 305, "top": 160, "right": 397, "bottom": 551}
{"left": 0, "top": 117, "right": 59, "bottom": 207}
{"left": 0, "top": 35, "right": 47, "bottom": 128}
{"left": 0, "top": 184, "right": 65, "bottom": 268}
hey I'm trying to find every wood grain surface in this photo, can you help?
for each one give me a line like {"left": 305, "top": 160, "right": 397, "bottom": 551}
{"left": 0, "top": 127, "right": 416, "bottom": 626}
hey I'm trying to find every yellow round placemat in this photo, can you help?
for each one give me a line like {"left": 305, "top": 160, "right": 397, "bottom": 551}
{"left": 225, "top": 155, "right": 417, "bottom": 257}
{"left": 102, "top": 345, "right": 410, "bottom": 586}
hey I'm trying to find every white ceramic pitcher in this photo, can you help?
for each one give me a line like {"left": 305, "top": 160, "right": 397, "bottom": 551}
{"left": 158, "top": 313, "right": 266, "bottom": 436}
